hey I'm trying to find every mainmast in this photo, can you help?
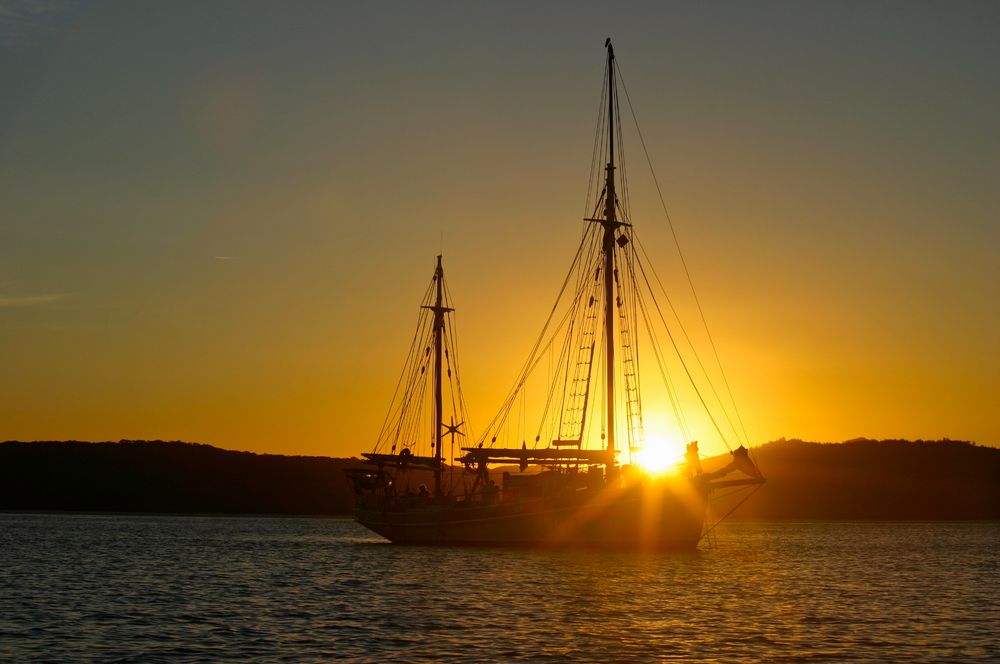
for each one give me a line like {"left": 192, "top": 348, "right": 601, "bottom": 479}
{"left": 602, "top": 39, "right": 619, "bottom": 464}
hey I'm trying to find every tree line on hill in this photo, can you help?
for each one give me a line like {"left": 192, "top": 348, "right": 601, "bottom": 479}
{"left": 0, "top": 438, "right": 996, "bottom": 519}
{"left": 0, "top": 440, "right": 362, "bottom": 515}
{"left": 719, "top": 438, "right": 998, "bottom": 520}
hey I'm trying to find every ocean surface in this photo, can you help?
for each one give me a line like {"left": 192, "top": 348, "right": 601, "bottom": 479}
{"left": 1, "top": 515, "right": 996, "bottom": 662}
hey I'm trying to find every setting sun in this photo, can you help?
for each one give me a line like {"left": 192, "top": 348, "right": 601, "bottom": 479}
{"left": 634, "top": 433, "right": 686, "bottom": 475}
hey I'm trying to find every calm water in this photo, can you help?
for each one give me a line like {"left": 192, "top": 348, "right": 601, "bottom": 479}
{"left": 1, "top": 515, "right": 996, "bottom": 662}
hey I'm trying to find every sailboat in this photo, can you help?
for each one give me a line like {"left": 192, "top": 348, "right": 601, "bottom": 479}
{"left": 346, "top": 40, "right": 765, "bottom": 549}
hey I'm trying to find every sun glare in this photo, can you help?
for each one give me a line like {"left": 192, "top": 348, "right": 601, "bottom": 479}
{"left": 635, "top": 433, "right": 685, "bottom": 475}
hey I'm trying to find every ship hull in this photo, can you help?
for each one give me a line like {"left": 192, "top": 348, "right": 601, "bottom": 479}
{"left": 354, "top": 476, "right": 708, "bottom": 550}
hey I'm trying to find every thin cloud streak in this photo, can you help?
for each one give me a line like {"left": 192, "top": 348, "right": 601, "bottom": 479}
{"left": 0, "top": 293, "right": 68, "bottom": 307}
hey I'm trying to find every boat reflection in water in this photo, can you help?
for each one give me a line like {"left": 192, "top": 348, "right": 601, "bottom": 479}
{"left": 347, "top": 40, "right": 764, "bottom": 550}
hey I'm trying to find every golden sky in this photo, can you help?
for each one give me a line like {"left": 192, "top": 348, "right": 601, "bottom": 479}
{"left": 1, "top": 2, "right": 997, "bottom": 458}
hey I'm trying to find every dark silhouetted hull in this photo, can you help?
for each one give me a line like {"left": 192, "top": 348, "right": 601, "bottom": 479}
{"left": 354, "top": 477, "right": 708, "bottom": 550}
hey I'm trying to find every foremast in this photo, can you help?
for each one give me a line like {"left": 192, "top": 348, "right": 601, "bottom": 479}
{"left": 422, "top": 255, "right": 453, "bottom": 496}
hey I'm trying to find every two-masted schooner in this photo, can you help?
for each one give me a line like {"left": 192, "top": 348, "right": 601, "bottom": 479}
{"left": 346, "top": 40, "right": 764, "bottom": 549}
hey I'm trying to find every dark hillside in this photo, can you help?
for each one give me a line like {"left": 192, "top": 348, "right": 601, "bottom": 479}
{"left": 2, "top": 438, "right": 997, "bottom": 519}
{"left": 722, "top": 439, "right": 999, "bottom": 520}
{"left": 0, "top": 440, "right": 362, "bottom": 515}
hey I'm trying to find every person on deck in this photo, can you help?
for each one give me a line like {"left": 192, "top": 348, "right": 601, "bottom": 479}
{"left": 483, "top": 479, "right": 499, "bottom": 505}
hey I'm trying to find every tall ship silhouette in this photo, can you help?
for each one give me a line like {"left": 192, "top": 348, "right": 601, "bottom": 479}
{"left": 346, "top": 40, "right": 765, "bottom": 549}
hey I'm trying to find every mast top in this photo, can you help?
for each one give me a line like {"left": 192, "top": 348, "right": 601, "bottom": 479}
{"left": 422, "top": 255, "right": 454, "bottom": 315}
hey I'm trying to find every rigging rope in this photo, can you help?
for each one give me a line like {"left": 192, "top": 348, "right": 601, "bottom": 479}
{"left": 630, "top": 251, "right": 691, "bottom": 443}
{"left": 584, "top": 61, "right": 609, "bottom": 222}
{"left": 616, "top": 61, "right": 751, "bottom": 448}
{"left": 634, "top": 232, "right": 744, "bottom": 446}
{"left": 372, "top": 278, "right": 435, "bottom": 452}
{"left": 633, "top": 247, "right": 733, "bottom": 451}
{"left": 478, "top": 223, "right": 598, "bottom": 445}
{"left": 701, "top": 484, "right": 763, "bottom": 539}
{"left": 443, "top": 277, "right": 475, "bottom": 444}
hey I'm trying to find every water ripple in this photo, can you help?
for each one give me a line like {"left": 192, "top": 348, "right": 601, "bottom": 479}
{"left": 1, "top": 515, "right": 997, "bottom": 662}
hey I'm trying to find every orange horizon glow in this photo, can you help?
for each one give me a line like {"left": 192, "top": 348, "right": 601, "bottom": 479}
{"left": 2, "top": 5, "right": 997, "bottom": 457}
